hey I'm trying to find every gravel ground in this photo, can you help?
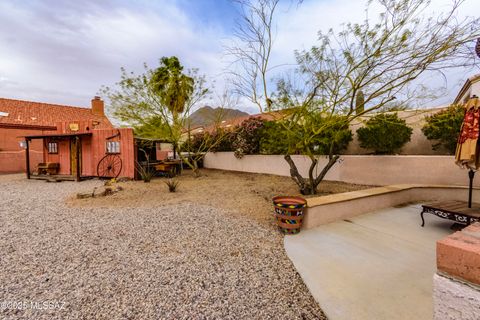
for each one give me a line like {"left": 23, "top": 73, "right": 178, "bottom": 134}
{"left": 69, "top": 169, "right": 372, "bottom": 228}
{"left": 0, "top": 174, "right": 326, "bottom": 319}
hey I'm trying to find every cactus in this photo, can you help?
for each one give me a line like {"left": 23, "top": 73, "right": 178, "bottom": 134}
{"left": 355, "top": 90, "right": 365, "bottom": 115}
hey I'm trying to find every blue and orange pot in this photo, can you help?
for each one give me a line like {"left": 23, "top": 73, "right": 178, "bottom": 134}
{"left": 272, "top": 196, "right": 307, "bottom": 234}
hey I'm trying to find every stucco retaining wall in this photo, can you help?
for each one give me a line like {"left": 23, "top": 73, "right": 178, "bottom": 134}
{"left": 204, "top": 152, "right": 477, "bottom": 187}
{"left": 303, "top": 185, "right": 480, "bottom": 229}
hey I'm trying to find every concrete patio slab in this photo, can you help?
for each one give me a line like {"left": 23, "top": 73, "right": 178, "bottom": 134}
{"left": 284, "top": 204, "right": 455, "bottom": 320}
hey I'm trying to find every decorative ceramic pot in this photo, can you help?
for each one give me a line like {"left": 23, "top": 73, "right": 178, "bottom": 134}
{"left": 272, "top": 196, "right": 307, "bottom": 234}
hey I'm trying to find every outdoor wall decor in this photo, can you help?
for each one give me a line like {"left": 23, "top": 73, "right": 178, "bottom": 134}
{"left": 69, "top": 123, "right": 79, "bottom": 131}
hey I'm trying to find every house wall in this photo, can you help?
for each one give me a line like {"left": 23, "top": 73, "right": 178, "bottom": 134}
{"left": 0, "top": 126, "right": 49, "bottom": 173}
{"left": 456, "top": 79, "right": 480, "bottom": 104}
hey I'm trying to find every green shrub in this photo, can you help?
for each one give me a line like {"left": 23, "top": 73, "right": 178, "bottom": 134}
{"left": 259, "top": 116, "right": 352, "bottom": 155}
{"left": 259, "top": 121, "right": 289, "bottom": 154}
{"left": 210, "top": 129, "right": 236, "bottom": 152}
{"left": 181, "top": 132, "right": 210, "bottom": 153}
{"left": 306, "top": 114, "right": 353, "bottom": 155}
{"left": 357, "top": 113, "right": 413, "bottom": 154}
{"left": 421, "top": 104, "right": 464, "bottom": 154}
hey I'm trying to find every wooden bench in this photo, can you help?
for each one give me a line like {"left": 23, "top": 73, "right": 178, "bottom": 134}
{"left": 37, "top": 162, "right": 60, "bottom": 175}
{"left": 421, "top": 200, "right": 480, "bottom": 227}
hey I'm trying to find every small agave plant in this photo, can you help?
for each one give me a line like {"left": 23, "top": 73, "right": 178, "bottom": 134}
{"left": 164, "top": 178, "right": 179, "bottom": 193}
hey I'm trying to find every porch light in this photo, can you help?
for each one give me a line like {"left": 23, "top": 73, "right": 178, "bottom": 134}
{"left": 19, "top": 140, "right": 27, "bottom": 149}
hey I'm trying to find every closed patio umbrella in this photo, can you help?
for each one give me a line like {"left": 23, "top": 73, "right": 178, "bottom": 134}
{"left": 455, "top": 96, "right": 480, "bottom": 207}
{"left": 476, "top": 38, "right": 480, "bottom": 58}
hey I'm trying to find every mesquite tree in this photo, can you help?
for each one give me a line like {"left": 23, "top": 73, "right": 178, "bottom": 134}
{"left": 226, "top": 0, "right": 280, "bottom": 113}
{"left": 277, "top": 0, "right": 480, "bottom": 194}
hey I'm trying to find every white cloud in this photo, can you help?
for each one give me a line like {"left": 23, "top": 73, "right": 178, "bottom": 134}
{"left": 0, "top": 0, "right": 479, "bottom": 113}
{"left": 0, "top": 0, "right": 227, "bottom": 107}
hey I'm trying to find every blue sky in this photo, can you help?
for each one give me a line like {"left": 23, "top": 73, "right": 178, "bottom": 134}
{"left": 0, "top": 0, "right": 479, "bottom": 114}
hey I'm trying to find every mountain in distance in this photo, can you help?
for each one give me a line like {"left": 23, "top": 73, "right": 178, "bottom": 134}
{"left": 188, "top": 106, "right": 249, "bottom": 127}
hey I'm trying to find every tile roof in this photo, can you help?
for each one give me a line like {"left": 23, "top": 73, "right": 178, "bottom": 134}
{"left": 0, "top": 97, "right": 112, "bottom": 129}
{"left": 191, "top": 109, "right": 291, "bottom": 134}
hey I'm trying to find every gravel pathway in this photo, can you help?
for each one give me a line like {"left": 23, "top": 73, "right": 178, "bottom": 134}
{"left": 0, "top": 174, "right": 326, "bottom": 319}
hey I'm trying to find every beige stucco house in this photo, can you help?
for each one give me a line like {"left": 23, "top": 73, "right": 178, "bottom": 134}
{"left": 454, "top": 74, "right": 480, "bottom": 105}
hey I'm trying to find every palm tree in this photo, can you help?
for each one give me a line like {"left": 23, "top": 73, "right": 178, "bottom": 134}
{"left": 150, "top": 56, "right": 194, "bottom": 117}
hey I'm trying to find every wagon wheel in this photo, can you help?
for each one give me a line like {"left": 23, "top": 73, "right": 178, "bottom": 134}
{"left": 97, "top": 154, "right": 122, "bottom": 179}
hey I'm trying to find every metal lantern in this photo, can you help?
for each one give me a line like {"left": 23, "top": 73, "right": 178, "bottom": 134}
{"left": 476, "top": 38, "right": 480, "bottom": 58}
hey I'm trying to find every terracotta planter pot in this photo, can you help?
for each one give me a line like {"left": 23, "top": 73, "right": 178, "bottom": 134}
{"left": 272, "top": 196, "right": 307, "bottom": 234}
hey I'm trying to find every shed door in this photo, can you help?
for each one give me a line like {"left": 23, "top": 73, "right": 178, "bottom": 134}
{"left": 70, "top": 138, "right": 82, "bottom": 176}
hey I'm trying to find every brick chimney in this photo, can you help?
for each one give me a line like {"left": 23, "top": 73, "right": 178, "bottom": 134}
{"left": 91, "top": 96, "right": 104, "bottom": 116}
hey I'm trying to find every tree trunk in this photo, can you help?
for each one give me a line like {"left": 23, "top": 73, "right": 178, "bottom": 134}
{"left": 192, "top": 160, "right": 201, "bottom": 178}
{"left": 284, "top": 154, "right": 340, "bottom": 195}
{"left": 312, "top": 155, "right": 340, "bottom": 192}
{"left": 284, "top": 155, "right": 309, "bottom": 194}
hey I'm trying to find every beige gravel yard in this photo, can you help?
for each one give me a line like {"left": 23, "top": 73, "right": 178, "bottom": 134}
{"left": 0, "top": 172, "right": 339, "bottom": 319}
{"left": 69, "top": 169, "right": 371, "bottom": 227}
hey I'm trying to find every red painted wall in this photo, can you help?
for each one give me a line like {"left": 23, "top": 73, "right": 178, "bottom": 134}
{"left": 0, "top": 127, "right": 48, "bottom": 173}
{"left": 41, "top": 121, "right": 135, "bottom": 179}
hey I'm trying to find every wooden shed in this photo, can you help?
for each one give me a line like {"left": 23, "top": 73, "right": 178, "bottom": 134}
{"left": 23, "top": 120, "right": 136, "bottom": 181}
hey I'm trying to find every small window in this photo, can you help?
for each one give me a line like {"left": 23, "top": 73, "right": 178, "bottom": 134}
{"left": 48, "top": 142, "right": 58, "bottom": 154}
{"left": 106, "top": 141, "right": 120, "bottom": 154}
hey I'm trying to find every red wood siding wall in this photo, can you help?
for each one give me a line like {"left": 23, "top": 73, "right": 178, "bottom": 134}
{"left": 41, "top": 121, "right": 135, "bottom": 178}
{"left": 89, "top": 128, "right": 135, "bottom": 178}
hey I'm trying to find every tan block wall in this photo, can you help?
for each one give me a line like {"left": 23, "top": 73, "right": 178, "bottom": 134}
{"left": 204, "top": 153, "right": 478, "bottom": 187}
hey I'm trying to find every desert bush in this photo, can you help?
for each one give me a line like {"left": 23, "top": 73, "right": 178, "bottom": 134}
{"left": 259, "top": 121, "right": 289, "bottom": 155}
{"left": 182, "top": 132, "right": 211, "bottom": 152}
{"left": 422, "top": 104, "right": 464, "bottom": 154}
{"left": 233, "top": 117, "right": 265, "bottom": 158}
{"left": 210, "top": 129, "right": 236, "bottom": 152}
{"left": 259, "top": 116, "right": 352, "bottom": 156}
{"left": 182, "top": 128, "right": 237, "bottom": 153}
{"left": 357, "top": 113, "right": 413, "bottom": 154}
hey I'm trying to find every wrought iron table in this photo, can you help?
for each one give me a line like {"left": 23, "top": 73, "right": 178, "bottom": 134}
{"left": 420, "top": 200, "right": 480, "bottom": 227}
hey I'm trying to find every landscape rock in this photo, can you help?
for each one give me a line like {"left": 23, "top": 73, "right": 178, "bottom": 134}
{"left": 76, "top": 192, "right": 93, "bottom": 199}
{"left": 0, "top": 174, "right": 325, "bottom": 319}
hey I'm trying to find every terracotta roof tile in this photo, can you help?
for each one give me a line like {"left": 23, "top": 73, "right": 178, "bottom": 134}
{"left": 195, "top": 109, "right": 291, "bottom": 133}
{"left": 0, "top": 98, "right": 112, "bottom": 128}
